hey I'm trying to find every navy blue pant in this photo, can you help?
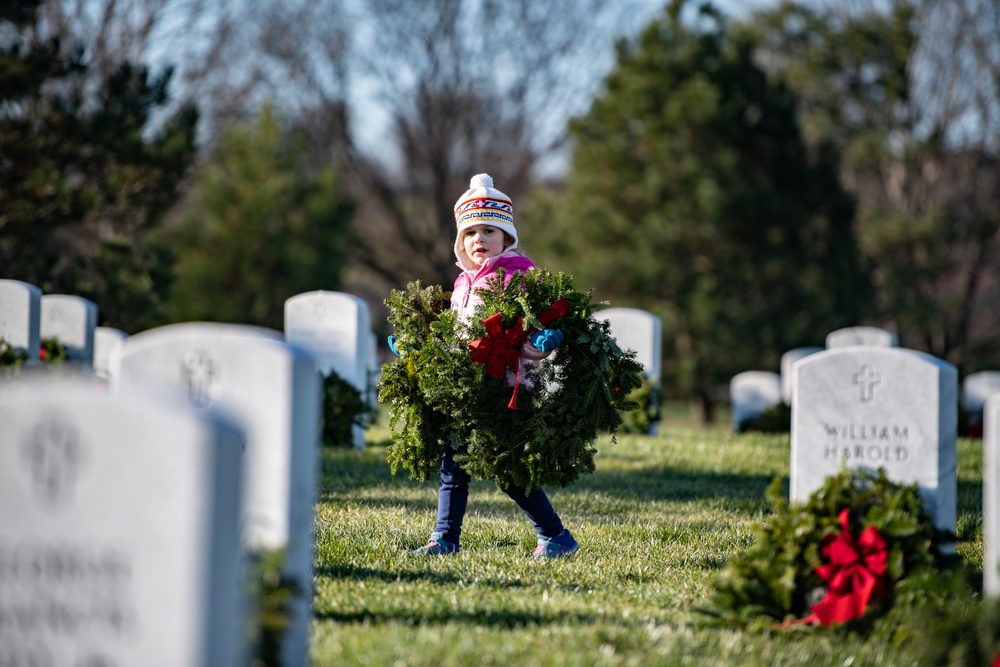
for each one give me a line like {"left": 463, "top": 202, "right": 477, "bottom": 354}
{"left": 434, "top": 441, "right": 564, "bottom": 545}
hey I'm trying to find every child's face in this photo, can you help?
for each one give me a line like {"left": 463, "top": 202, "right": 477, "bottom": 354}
{"left": 462, "top": 224, "right": 507, "bottom": 268}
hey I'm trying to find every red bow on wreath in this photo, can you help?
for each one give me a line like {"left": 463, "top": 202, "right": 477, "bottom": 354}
{"left": 782, "top": 508, "right": 888, "bottom": 627}
{"left": 469, "top": 297, "right": 570, "bottom": 410}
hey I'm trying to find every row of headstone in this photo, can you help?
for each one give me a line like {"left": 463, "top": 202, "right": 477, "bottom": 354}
{"left": 729, "top": 326, "right": 901, "bottom": 430}
{"left": 727, "top": 328, "right": 961, "bottom": 561}
{"left": 284, "top": 290, "right": 379, "bottom": 450}
{"left": 0, "top": 279, "right": 128, "bottom": 379}
{"left": 599, "top": 308, "right": 663, "bottom": 435}
{"left": 735, "top": 328, "right": 1000, "bottom": 588}
{"left": 1, "top": 375, "right": 247, "bottom": 666}
{"left": 1, "top": 280, "right": 394, "bottom": 664}
{"left": 2, "top": 289, "right": 329, "bottom": 666}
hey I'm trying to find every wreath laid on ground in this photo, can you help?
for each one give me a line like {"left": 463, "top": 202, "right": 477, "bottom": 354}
{"left": 705, "top": 467, "right": 960, "bottom": 629}
{"left": 378, "top": 268, "right": 644, "bottom": 491}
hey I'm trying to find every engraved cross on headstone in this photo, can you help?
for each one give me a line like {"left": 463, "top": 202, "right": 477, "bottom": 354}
{"left": 21, "top": 417, "right": 83, "bottom": 508}
{"left": 853, "top": 364, "right": 881, "bottom": 403}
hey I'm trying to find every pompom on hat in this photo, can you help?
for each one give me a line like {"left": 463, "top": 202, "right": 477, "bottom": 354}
{"left": 454, "top": 173, "right": 518, "bottom": 270}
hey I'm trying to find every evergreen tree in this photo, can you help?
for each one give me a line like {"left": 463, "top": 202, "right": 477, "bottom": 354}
{"left": 525, "top": 0, "right": 869, "bottom": 420}
{"left": 742, "top": 2, "right": 1000, "bottom": 370}
{"left": 0, "top": 0, "right": 198, "bottom": 331}
{"left": 165, "top": 105, "right": 355, "bottom": 329}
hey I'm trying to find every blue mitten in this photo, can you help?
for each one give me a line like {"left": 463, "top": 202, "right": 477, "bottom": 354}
{"left": 387, "top": 335, "right": 402, "bottom": 356}
{"left": 529, "top": 328, "right": 564, "bottom": 354}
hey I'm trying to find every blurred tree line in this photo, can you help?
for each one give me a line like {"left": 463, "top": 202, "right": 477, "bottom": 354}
{"left": 1, "top": 0, "right": 997, "bottom": 421}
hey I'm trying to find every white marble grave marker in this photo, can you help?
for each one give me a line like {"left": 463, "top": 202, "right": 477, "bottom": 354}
{"left": 730, "top": 371, "right": 782, "bottom": 432}
{"left": 0, "top": 376, "right": 245, "bottom": 667}
{"left": 963, "top": 371, "right": 1000, "bottom": 417}
{"left": 0, "top": 279, "right": 42, "bottom": 363}
{"left": 599, "top": 308, "right": 663, "bottom": 434}
{"left": 112, "top": 322, "right": 321, "bottom": 667}
{"left": 781, "top": 347, "right": 823, "bottom": 405}
{"left": 983, "top": 395, "right": 1000, "bottom": 594}
{"left": 93, "top": 327, "right": 128, "bottom": 383}
{"left": 40, "top": 294, "right": 98, "bottom": 366}
{"left": 825, "top": 326, "right": 898, "bottom": 349}
{"left": 285, "top": 291, "right": 372, "bottom": 449}
{"left": 791, "top": 347, "right": 957, "bottom": 534}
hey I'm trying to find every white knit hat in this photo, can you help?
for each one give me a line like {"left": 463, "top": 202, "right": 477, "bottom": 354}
{"left": 453, "top": 173, "right": 518, "bottom": 270}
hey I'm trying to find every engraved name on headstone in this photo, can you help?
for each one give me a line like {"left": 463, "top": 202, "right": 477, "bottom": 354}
{"left": 0, "top": 377, "right": 245, "bottom": 667}
{"left": 791, "top": 347, "right": 957, "bottom": 534}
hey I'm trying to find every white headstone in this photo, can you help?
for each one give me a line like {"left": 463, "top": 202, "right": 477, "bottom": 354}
{"left": 599, "top": 308, "right": 662, "bottom": 434}
{"left": 825, "top": 326, "right": 898, "bottom": 349}
{"left": 791, "top": 347, "right": 957, "bottom": 534}
{"left": 93, "top": 327, "right": 128, "bottom": 383}
{"left": 0, "top": 279, "right": 42, "bottom": 363}
{"left": 40, "top": 295, "right": 98, "bottom": 366}
{"left": 0, "top": 376, "right": 245, "bottom": 667}
{"left": 285, "top": 291, "right": 372, "bottom": 450}
{"left": 983, "top": 394, "right": 1000, "bottom": 594}
{"left": 111, "top": 322, "right": 321, "bottom": 667}
{"left": 780, "top": 347, "right": 823, "bottom": 405}
{"left": 730, "top": 371, "right": 782, "bottom": 432}
{"left": 963, "top": 371, "right": 1000, "bottom": 415}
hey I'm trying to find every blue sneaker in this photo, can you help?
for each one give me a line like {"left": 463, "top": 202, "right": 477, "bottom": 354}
{"left": 412, "top": 532, "right": 459, "bottom": 555}
{"left": 533, "top": 529, "right": 578, "bottom": 559}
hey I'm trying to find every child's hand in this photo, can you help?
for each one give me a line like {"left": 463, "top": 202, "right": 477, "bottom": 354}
{"left": 528, "top": 329, "right": 564, "bottom": 353}
{"left": 388, "top": 335, "right": 403, "bottom": 356}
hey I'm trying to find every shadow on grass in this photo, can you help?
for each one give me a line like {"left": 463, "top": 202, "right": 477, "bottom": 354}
{"left": 575, "top": 464, "right": 777, "bottom": 505}
{"left": 314, "top": 564, "right": 470, "bottom": 586}
{"left": 321, "top": 444, "right": 778, "bottom": 510}
{"left": 312, "top": 606, "right": 608, "bottom": 629}
{"left": 320, "top": 444, "right": 985, "bottom": 538}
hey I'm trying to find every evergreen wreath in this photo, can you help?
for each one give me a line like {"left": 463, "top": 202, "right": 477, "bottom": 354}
{"left": 321, "top": 370, "right": 377, "bottom": 448}
{"left": 0, "top": 338, "right": 29, "bottom": 367}
{"left": 705, "top": 467, "right": 960, "bottom": 629}
{"left": 619, "top": 378, "right": 662, "bottom": 435}
{"left": 379, "top": 268, "right": 644, "bottom": 491}
{"left": 1, "top": 337, "right": 66, "bottom": 377}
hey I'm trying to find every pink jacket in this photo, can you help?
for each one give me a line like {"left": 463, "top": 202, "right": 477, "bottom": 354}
{"left": 452, "top": 251, "right": 549, "bottom": 364}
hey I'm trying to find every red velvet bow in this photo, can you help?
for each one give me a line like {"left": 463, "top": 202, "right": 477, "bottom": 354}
{"left": 469, "top": 297, "right": 570, "bottom": 409}
{"left": 781, "top": 508, "right": 888, "bottom": 627}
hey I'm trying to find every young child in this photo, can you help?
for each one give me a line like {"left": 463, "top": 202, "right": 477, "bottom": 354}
{"left": 402, "top": 173, "right": 578, "bottom": 558}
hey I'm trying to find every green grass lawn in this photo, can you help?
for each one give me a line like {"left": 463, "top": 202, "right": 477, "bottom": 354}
{"left": 310, "top": 416, "right": 984, "bottom": 667}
